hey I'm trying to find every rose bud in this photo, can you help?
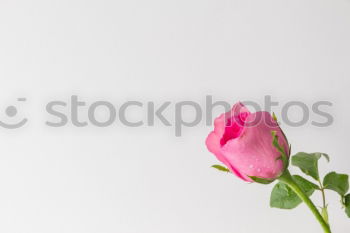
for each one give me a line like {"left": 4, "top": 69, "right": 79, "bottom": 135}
{"left": 206, "top": 102, "right": 290, "bottom": 183}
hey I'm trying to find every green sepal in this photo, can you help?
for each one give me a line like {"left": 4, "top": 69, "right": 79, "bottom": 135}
{"left": 289, "top": 144, "right": 292, "bottom": 154}
{"left": 271, "top": 131, "right": 289, "bottom": 170}
{"left": 249, "top": 176, "right": 275, "bottom": 184}
{"left": 211, "top": 164, "right": 230, "bottom": 173}
{"left": 272, "top": 112, "right": 278, "bottom": 122}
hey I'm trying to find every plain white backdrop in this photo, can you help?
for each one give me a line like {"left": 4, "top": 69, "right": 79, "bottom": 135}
{"left": 0, "top": 0, "right": 349, "bottom": 232}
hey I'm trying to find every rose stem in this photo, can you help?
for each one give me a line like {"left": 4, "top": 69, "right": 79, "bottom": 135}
{"left": 278, "top": 170, "right": 331, "bottom": 233}
{"left": 317, "top": 179, "right": 329, "bottom": 224}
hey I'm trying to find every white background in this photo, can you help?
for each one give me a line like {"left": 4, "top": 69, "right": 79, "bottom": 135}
{"left": 0, "top": 0, "right": 350, "bottom": 232}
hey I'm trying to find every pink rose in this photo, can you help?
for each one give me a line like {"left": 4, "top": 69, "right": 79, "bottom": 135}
{"left": 206, "top": 102, "right": 289, "bottom": 182}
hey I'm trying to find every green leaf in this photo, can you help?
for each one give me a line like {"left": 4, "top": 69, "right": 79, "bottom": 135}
{"left": 345, "top": 194, "right": 350, "bottom": 218}
{"left": 346, "top": 194, "right": 350, "bottom": 206}
{"left": 291, "top": 152, "right": 329, "bottom": 180}
{"left": 293, "top": 175, "right": 319, "bottom": 190}
{"left": 211, "top": 164, "right": 230, "bottom": 173}
{"left": 270, "top": 183, "right": 300, "bottom": 209}
{"left": 249, "top": 176, "right": 275, "bottom": 184}
{"left": 323, "top": 172, "right": 349, "bottom": 196}
{"left": 315, "top": 152, "right": 330, "bottom": 162}
{"left": 270, "top": 175, "right": 317, "bottom": 209}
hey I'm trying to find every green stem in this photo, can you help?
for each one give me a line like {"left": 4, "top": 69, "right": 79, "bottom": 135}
{"left": 318, "top": 180, "right": 329, "bottom": 224}
{"left": 318, "top": 180, "right": 327, "bottom": 207}
{"left": 278, "top": 170, "right": 331, "bottom": 233}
